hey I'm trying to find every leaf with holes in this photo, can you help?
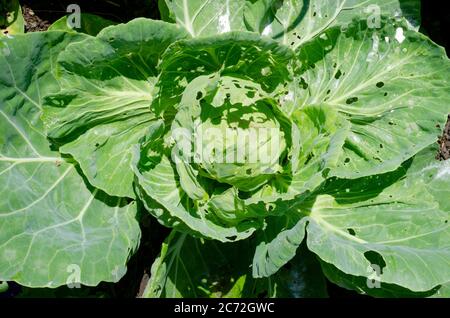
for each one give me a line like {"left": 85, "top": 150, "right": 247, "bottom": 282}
{"left": 290, "top": 19, "right": 450, "bottom": 178}
{"left": 159, "top": 0, "right": 421, "bottom": 48}
{"left": 254, "top": 146, "right": 450, "bottom": 293}
{"left": 245, "top": 0, "right": 421, "bottom": 49}
{"left": 305, "top": 148, "right": 450, "bottom": 292}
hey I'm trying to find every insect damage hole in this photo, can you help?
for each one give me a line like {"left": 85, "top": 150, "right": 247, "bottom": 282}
{"left": 346, "top": 97, "right": 358, "bottom": 104}
{"left": 364, "top": 251, "right": 386, "bottom": 275}
{"left": 246, "top": 90, "right": 255, "bottom": 98}
{"left": 299, "top": 77, "right": 309, "bottom": 89}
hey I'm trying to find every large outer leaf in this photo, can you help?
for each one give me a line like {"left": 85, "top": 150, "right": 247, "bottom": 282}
{"left": 253, "top": 147, "right": 450, "bottom": 292}
{"left": 42, "top": 19, "right": 189, "bottom": 198}
{"left": 248, "top": 0, "right": 421, "bottom": 49}
{"left": 0, "top": 32, "right": 140, "bottom": 287}
{"left": 142, "top": 231, "right": 327, "bottom": 298}
{"left": 305, "top": 147, "right": 450, "bottom": 292}
{"left": 161, "top": 0, "right": 247, "bottom": 37}
{"left": 292, "top": 20, "right": 450, "bottom": 179}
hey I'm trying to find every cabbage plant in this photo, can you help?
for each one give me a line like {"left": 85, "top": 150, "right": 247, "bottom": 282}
{"left": 0, "top": 0, "right": 449, "bottom": 298}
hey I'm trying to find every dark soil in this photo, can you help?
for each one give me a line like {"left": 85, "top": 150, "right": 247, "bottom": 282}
{"left": 137, "top": 273, "right": 150, "bottom": 297}
{"left": 22, "top": 5, "right": 50, "bottom": 32}
{"left": 437, "top": 115, "right": 450, "bottom": 160}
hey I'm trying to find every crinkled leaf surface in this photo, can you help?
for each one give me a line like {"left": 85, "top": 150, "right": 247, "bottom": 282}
{"left": 134, "top": 32, "right": 298, "bottom": 242}
{"left": 153, "top": 31, "right": 292, "bottom": 114}
{"left": 137, "top": 32, "right": 342, "bottom": 242}
{"left": 142, "top": 231, "right": 327, "bottom": 298}
{"left": 0, "top": 32, "right": 140, "bottom": 287}
{"left": 292, "top": 20, "right": 450, "bottom": 178}
{"left": 42, "top": 19, "right": 189, "bottom": 198}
